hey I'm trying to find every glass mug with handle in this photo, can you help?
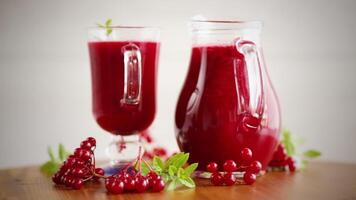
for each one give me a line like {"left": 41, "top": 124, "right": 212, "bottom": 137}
{"left": 88, "top": 26, "right": 160, "bottom": 169}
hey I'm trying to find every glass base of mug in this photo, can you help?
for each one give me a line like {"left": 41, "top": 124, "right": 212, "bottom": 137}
{"left": 104, "top": 134, "right": 141, "bottom": 175}
{"left": 194, "top": 170, "right": 266, "bottom": 179}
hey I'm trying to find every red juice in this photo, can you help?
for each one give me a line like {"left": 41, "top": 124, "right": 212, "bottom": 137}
{"left": 175, "top": 44, "right": 281, "bottom": 170}
{"left": 88, "top": 41, "right": 159, "bottom": 135}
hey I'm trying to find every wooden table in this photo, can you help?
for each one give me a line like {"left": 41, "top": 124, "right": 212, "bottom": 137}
{"left": 1, "top": 162, "right": 356, "bottom": 200}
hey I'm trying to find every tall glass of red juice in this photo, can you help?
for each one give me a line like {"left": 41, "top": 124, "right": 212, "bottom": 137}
{"left": 88, "top": 26, "right": 160, "bottom": 167}
{"left": 175, "top": 20, "right": 281, "bottom": 174}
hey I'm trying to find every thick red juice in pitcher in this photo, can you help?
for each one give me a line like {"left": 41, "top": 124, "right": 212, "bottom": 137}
{"left": 175, "top": 44, "right": 280, "bottom": 170}
{"left": 88, "top": 41, "right": 159, "bottom": 135}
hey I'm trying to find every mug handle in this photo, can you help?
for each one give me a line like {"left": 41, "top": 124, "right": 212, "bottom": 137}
{"left": 121, "top": 43, "right": 142, "bottom": 105}
{"left": 235, "top": 39, "right": 265, "bottom": 131}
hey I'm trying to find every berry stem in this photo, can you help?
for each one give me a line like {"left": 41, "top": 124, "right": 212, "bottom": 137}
{"left": 137, "top": 146, "right": 143, "bottom": 173}
{"left": 93, "top": 172, "right": 107, "bottom": 179}
{"left": 91, "top": 150, "right": 96, "bottom": 167}
{"left": 122, "top": 159, "right": 138, "bottom": 172}
{"left": 142, "top": 158, "right": 154, "bottom": 171}
{"left": 82, "top": 174, "right": 95, "bottom": 182}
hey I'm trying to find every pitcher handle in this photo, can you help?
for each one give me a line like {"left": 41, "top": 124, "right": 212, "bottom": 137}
{"left": 121, "top": 43, "right": 142, "bottom": 105}
{"left": 235, "top": 39, "right": 265, "bottom": 131}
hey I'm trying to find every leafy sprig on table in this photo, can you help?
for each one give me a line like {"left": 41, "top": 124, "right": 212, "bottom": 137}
{"left": 40, "top": 144, "right": 71, "bottom": 175}
{"left": 281, "top": 129, "right": 321, "bottom": 168}
{"left": 40, "top": 143, "right": 198, "bottom": 191}
{"left": 141, "top": 153, "right": 198, "bottom": 191}
{"left": 97, "top": 19, "right": 113, "bottom": 36}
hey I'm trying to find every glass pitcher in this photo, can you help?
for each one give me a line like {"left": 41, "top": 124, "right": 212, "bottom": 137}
{"left": 175, "top": 20, "right": 281, "bottom": 172}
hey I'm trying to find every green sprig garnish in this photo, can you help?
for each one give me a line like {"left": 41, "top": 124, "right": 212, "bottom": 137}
{"left": 97, "top": 19, "right": 113, "bottom": 36}
{"left": 281, "top": 129, "right": 321, "bottom": 168}
{"left": 140, "top": 153, "right": 198, "bottom": 191}
{"left": 40, "top": 144, "right": 71, "bottom": 175}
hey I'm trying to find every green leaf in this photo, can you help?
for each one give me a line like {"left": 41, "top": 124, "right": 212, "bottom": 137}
{"left": 281, "top": 129, "right": 296, "bottom": 156}
{"left": 184, "top": 163, "right": 198, "bottom": 176}
{"left": 303, "top": 150, "right": 321, "bottom": 158}
{"left": 40, "top": 161, "right": 59, "bottom": 175}
{"left": 96, "top": 23, "right": 105, "bottom": 28}
{"left": 177, "top": 167, "right": 185, "bottom": 178}
{"left": 40, "top": 146, "right": 60, "bottom": 175}
{"left": 41, "top": 144, "right": 71, "bottom": 175}
{"left": 199, "top": 172, "right": 211, "bottom": 178}
{"left": 178, "top": 177, "right": 195, "bottom": 188}
{"left": 58, "top": 144, "right": 70, "bottom": 161}
{"left": 105, "top": 19, "right": 112, "bottom": 27}
{"left": 149, "top": 152, "right": 197, "bottom": 191}
{"left": 166, "top": 179, "right": 180, "bottom": 191}
{"left": 161, "top": 173, "right": 170, "bottom": 182}
{"left": 165, "top": 152, "right": 184, "bottom": 167}
{"left": 96, "top": 19, "right": 113, "bottom": 36}
{"left": 172, "top": 153, "right": 189, "bottom": 169}
{"left": 140, "top": 161, "right": 150, "bottom": 176}
{"left": 105, "top": 19, "right": 112, "bottom": 36}
{"left": 106, "top": 29, "right": 112, "bottom": 36}
{"left": 48, "top": 146, "right": 56, "bottom": 162}
{"left": 153, "top": 156, "right": 165, "bottom": 172}
{"left": 168, "top": 165, "right": 177, "bottom": 177}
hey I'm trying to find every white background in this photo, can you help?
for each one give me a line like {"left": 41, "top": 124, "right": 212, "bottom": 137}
{"left": 0, "top": 0, "right": 356, "bottom": 168}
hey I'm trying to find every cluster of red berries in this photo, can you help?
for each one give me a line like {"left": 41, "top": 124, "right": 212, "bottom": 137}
{"left": 105, "top": 168, "right": 165, "bottom": 194}
{"left": 52, "top": 137, "right": 105, "bottom": 189}
{"left": 105, "top": 145, "right": 165, "bottom": 194}
{"left": 206, "top": 148, "right": 262, "bottom": 186}
{"left": 52, "top": 137, "right": 166, "bottom": 194}
{"left": 268, "top": 144, "right": 296, "bottom": 172}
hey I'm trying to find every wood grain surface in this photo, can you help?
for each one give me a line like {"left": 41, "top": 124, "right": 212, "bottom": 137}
{"left": 1, "top": 162, "right": 356, "bottom": 200}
